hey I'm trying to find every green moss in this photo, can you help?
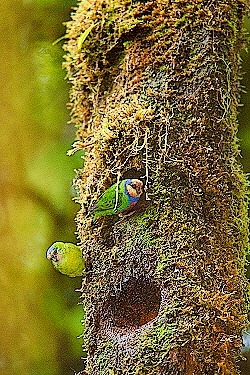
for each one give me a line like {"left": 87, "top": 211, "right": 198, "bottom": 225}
{"left": 94, "top": 342, "right": 115, "bottom": 375}
{"left": 175, "top": 14, "right": 187, "bottom": 28}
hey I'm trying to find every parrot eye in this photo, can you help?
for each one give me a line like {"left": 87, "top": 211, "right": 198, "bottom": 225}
{"left": 50, "top": 249, "right": 60, "bottom": 263}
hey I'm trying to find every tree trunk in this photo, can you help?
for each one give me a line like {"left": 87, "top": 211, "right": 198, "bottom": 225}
{"left": 64, "top": 1, "right": 249, "bottom": 374}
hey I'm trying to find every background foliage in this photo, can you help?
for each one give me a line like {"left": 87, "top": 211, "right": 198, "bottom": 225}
{"left": 0, "top": 1, "right": 249, "bottom": 375}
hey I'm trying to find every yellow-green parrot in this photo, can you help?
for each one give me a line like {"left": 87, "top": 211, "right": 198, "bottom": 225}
{"left": 46, "top": 242, "right": 84, "bottom": 277}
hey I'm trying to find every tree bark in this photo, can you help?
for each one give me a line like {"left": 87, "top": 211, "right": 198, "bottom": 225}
{"left": 64, "top": 1, "right": 249, "bottom": 374}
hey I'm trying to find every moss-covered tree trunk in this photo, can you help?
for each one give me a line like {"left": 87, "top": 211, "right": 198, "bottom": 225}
{"left": 64, "top": 0, "right": 249, "bottom": 374}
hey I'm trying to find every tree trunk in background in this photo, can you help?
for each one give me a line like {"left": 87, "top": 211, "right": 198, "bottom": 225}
{"left": 64, "top": 1, "right": 249, "bottom": 374}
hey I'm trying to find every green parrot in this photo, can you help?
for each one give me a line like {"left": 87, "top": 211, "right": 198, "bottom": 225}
{"left": 46, "top": 242, "right": 84, "bottom": 277}
{"left": 91, "top": 178, "right": 144, "bottom": 220}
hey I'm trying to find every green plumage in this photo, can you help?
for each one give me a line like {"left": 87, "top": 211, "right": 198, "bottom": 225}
{"left": 92, "top": 179, "right": 130, "bottom": 220}
{"left": 46, "top": 242, "right": 84, "bottom": 277}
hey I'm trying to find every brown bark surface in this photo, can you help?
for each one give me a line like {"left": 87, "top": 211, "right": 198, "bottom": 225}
{"left": 64, "top": 1, "right": 249, "bottom": 374}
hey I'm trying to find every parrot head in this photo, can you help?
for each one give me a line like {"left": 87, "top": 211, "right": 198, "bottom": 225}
{"left": 125, "top": 179, "right": 144, "bottom": 198}
{"left": 46, "top": 243, "right": 63, "bottom": 266}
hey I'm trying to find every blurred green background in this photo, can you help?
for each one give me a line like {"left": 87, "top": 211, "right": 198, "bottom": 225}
{"left": 0, "top": 0, "right": 84, "bottom": 374}
{"left": 0, "top": 1, "right": 249, "bottom": 375}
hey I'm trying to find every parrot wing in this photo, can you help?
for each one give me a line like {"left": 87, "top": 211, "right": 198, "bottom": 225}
{"left": 95, "top": 191, "right": 124, "bottom": 211}
{"left": 93, "top": 180, "right": 129, "bottom": 214}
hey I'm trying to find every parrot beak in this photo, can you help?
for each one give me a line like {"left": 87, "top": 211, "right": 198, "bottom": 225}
{"left": 136, "top": 182, "right": 144, "bottom": 195}
{"left": 134, "top": 180, "right": 144, "bottom": 195}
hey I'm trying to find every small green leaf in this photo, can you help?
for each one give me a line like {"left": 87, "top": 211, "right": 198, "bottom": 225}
{"left": 52, "top": 35, "right": 66, "bottom": 46}
{"left": 77, "top": 23, "right": 96, "bottom": 52}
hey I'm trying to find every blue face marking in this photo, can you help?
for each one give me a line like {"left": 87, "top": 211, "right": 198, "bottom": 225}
{"left": 125, "top": 178, "right": 132, "bottom": 184}
{"left": 46, "top": 245, "right": 54, "bottom": 258}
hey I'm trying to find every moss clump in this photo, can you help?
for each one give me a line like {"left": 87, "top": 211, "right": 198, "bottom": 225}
{"left": 64, "top": 0, "right": 249, "bottom": 374}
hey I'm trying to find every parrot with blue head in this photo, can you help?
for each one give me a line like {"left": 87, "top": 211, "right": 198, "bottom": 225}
{"left": 91, "top": 178, "right": 144, "bottom": 220}
{"left": 46, "top": 242, "right": 84, "bottom": 277}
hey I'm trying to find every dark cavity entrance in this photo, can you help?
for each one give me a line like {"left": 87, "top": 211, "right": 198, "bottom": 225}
{"left": 108, "top": 277, "right": 161, "bottom": 328}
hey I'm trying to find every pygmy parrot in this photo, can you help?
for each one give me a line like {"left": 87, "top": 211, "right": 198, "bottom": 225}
{"left": 91, "top": 178, "right": 144, "bottom": 220}
{"left": 46, "top": 242, "right": 84, "bottom": 277}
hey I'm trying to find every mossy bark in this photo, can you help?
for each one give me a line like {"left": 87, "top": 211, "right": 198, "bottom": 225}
{"left": 64, "top": 0, "right": 249, "bottom": 374}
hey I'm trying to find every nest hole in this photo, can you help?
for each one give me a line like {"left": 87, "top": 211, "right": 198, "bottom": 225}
{"left": 108, "top": 277, "right": 161, "bottom": 328}
{"left": 122, "top": 168, "right": 146, "bottom": 184}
